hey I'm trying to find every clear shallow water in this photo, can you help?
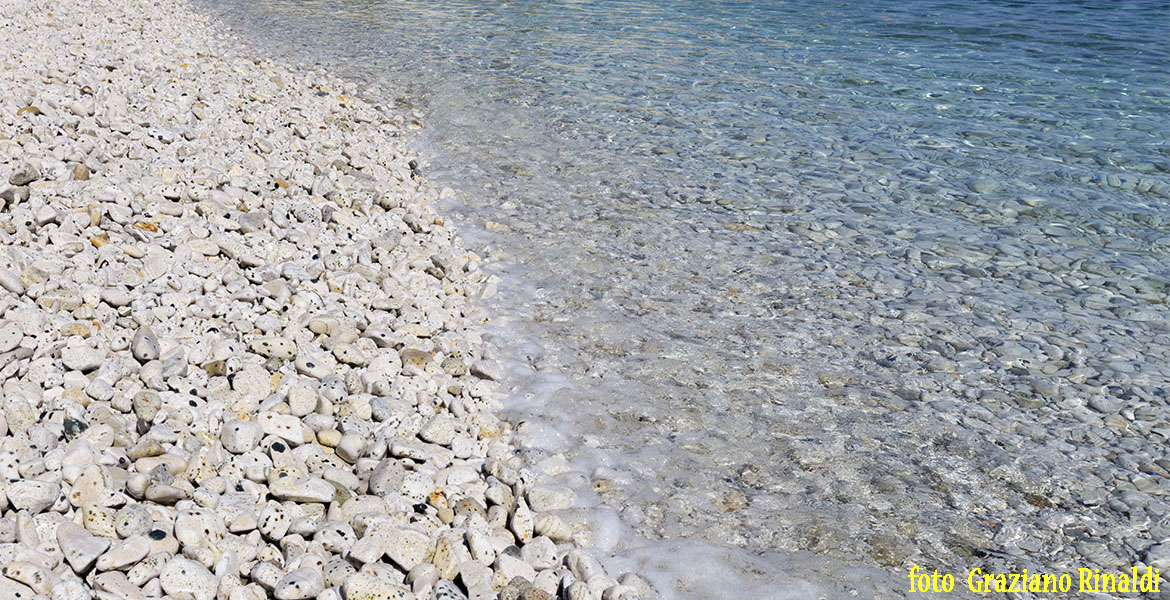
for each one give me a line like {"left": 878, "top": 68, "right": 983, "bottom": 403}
{"left": 197, "top": 0, "right": 1170, "bottom": 597}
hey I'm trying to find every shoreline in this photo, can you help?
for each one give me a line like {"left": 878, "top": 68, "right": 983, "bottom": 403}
{"left": 178, "top": 1, "right": 1170, "bottom": 599}
{"left": 0, "top": 0, "right": 652, "bottom": 598}
{"left": 7, "top": 0, "right": 1168, "bottom": 599}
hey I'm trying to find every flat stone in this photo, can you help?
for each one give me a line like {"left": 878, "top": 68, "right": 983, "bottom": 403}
{"left": 221, "top": 420, "right": 264, "bottom": 453}
{"left": 61, "top": 345, "right": 104, "bottom": 371}
{"left": 94, "top": 571, "right": 146, "bottom": 600}
{"left": 332, "top": 342, "right": 368, "bottom": 366}
{"left": 315, "top": 521, "right": 356, "bottom": 554}
{"left": 295, "top": 353, "right": 332, "bottom": 379}
{"left": 8, "top": 162, "right": 41, "bottom": 186}
{"left": 251, "top": 336, "right": 297, "bottom": 360}
{"left": 235, "top": 365, "right": 275, "bottom": 401}
{"left": 7, "top": 479, "right": 59, "bottom": 513}
{"left": 335, "top": 432, "right": 366, "bottom": 463}
{"left": 131, "top": 327, "right": 160, "bottom": 362}
{"left": 258, "top": 411, "right": 304, "bottom": 444}
{"left": 97, "top": 535, "right": 151, "bottom": 571}
{"left": 258, "top": 502, "right": 291, "bottom": 539}
{"left": 0, "top": 323, "right": 24, "bottom": 353}
{"left": 349, "top": 533, "right": 384, "bottom": 564}
{"left": 527, "top": 485, "right": 575, "bottom": 512}
{"left": 509, "top": 499, "right": 534, "bottom": 544}
{"left": 519, "top": 536, "right": 558, "bottom": 570}
{"left": 532, "top": 513, "right": 571, "bottom": 542}
{"left": 324, "top": 560, "right": 356, "bottom": 589}
{"left": 383, "top": 526, "right": 433, "bottom": 571}
{"left": 57, "top": 523, "right": 112, "bottom": 574}
{"left": 101, "top": 288, "right": 133, "bottom": 308}
{"left": 2, "top": 561, "right": 55, "bottom": 594}
{"left": 494, "top": 554, "right": 536, "bottom": 585}
{"left": 174, "top": 509, "right": 226, "bottom": 548}
{"left": 470, "top": 359, "right": 504, "bottom": 381}
{"left": 287, "top": 381, "right": 319, "bottom": 416}
{"left": 274, "top": 567, "right": 324, "bottom": 600}
{"left": 342, "top": 570, "right": 412, "bottom": 600}
{"left": 418, "top": 415, "right": 457, "bottom": 446}
{"left": 0, "top": 269, "right": 24, "bottom": 295}
{"left": 433, "top": 580, "right": 469, "bottom": 600}
{"left": 159, "top": 557, "right": 216, "bottom": 600}
{"left": 83, "top": 504, "right": 119, "bottom": 537}
{"left": 270, "top": 476, "right": 336, "bottom": 503}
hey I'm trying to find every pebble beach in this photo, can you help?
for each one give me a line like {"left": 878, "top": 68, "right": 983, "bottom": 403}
{"left": 0, "top": 0, "right": 651, "bottom": 599}
{"left": 4, "top": 0, "right": 1170, "bottom": 599}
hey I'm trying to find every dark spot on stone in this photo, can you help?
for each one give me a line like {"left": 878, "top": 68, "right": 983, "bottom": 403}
{"left": 149, "top": 530, "right": 167, "bottom": 540}
{"left": 412, "top": 503, "right": 428, "bottom": 514}
{"left": 188, "top": 400, "right": 197, "bottom": 407}
{"left": 271, "top": 442, "right": 286, "bottom": 452}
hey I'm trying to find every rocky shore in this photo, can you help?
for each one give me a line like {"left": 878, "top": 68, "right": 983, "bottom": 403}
{"left": 0, "top": 0, "right": 653, "bottom": 598}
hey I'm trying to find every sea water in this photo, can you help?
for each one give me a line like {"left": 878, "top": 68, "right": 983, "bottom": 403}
{"left": 196, "top": 0, "right": 1170, "bottom": 597}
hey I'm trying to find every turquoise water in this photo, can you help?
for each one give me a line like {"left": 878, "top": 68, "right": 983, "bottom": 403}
{"left": 211, "top": 0, "right": 1170, "bottom": 232}
{"left": 200, "top": 0, "right": 1170, "bottom": 597}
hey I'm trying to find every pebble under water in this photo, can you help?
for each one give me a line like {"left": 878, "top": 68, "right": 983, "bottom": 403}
{"left": 197, "top": 0, "right": 1170, "bottom": 597}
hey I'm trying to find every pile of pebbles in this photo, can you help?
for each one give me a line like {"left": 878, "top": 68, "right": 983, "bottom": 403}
{"left": 0, "top": 0, "right": 654, "bottom": 598}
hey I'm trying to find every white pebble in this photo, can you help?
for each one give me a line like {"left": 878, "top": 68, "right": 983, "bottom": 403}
{"left": 159, "top": 557, "right": 217, "bottom": 600}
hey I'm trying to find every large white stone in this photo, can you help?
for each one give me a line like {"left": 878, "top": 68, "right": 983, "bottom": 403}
{"left": 159, "top": 557, "right": 216, "bottom": 600}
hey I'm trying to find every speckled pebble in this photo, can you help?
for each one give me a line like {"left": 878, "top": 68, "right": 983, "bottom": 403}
{"left": 159, "top": 557, "right": 216, "bottom": 600}
{"left": 342, "top": 570, "right": 413, "bottom": 600}
{"left": 273, "top": 567, "right": 324, "bottom": 600}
